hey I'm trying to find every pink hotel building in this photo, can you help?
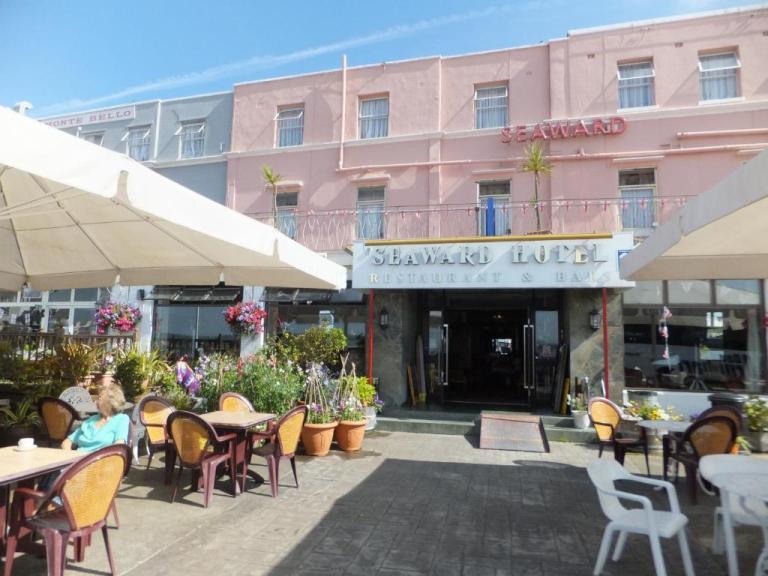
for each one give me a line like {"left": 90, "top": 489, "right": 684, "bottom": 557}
{"left": 228, "top": 6, "right": 768, "bottom": 411}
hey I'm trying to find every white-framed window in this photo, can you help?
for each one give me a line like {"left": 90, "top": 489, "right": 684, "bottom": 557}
{"left": 474, "top": 85, "right": 508, "bottom": 129}
{"left": 0, "top": 287, "right": 110, "bottom": 334}
{"left": 276, "top": 107, "right": 304, "bottom": 147}
{"left": 276, "top": 192, "right": 299, "bottom": 239}
{"left": 619, "top": 168, "right": 656, "bottom": 230}
{"left": 178, "top": 121, "right": 205, "bottom": 158}
{"left": 81, "top": 132, "right": 104, "bottom": 146}
{"left": 126, "top": 126, "right": 151, "bottom": 161}
{"left": 359, "top": 97, "right": 389, "bottom": 139}
{"left": 478, "top": 181, "right": 511, "bottom": 236}
{"left": 618, "top": 61, "right": 655, "bottom": 109}
{"left": 699, "top": 52, "right": 740, "bottom": 101}
{"left": 356, "top": 186, "right": 385, "bottom": 240}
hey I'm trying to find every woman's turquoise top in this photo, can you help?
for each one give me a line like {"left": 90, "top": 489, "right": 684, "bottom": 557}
{"left": 67, "top": 413, "right": 129, "bottom": 452}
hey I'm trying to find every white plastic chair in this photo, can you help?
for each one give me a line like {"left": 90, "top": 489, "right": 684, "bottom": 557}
{"left": 700, "top": 454, "right": 768, "bottom": 576}
{"left": 58, "top": 386, "right": 96, "bottom": 412}
{"left": 587, "top": 459, "right": 695, "bottom": 576}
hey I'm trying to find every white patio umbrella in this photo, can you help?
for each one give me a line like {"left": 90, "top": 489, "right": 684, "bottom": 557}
{"left": 621, "top": 149, "right": 768, "bottom": 280}
{"left": 0, "top": 106, "right": 346, "bottom": 291}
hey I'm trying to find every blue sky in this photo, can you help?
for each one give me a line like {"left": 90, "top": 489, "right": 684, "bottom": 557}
{"left": 0, "top": 0, "right": 760, "bottom": 117}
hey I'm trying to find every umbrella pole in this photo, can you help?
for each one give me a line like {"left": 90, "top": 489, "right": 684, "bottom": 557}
{"left": 602, "top": 287, "right": 610, "bottom": 399}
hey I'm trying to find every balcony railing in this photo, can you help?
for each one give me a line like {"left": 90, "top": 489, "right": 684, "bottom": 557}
{"left": 0, "top": 332, "right": 135, "bottom": 362}
{"left": 249, "top": 196, "right": 694, "bottom": 252}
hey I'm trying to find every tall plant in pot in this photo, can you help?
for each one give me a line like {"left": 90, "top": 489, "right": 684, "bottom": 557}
{"left": 334, "top": 360, "right": 367, "bottom": 452}
{"left": 301, "top": 364, "right": 337, "bottom": 456}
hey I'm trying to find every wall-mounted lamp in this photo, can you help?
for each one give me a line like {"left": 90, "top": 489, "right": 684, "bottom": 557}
{"left": 379, "top": 307, "right": 389, "bottom": 330}
{"left": 589, "top": 306, "right": 602, "bottom": 331}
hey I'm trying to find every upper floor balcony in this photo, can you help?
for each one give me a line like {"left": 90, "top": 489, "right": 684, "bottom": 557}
{"left": 248, "top": 195, "right": 693, "bottom": 253}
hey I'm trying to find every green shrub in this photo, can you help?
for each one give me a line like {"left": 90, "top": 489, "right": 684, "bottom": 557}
{"left": 240, "top": 356, "right": 304, "bottom": 415}
{"left": 745, "top": 396, "right": 768, "bottom": 432}
{"left": 114, "top": 348, "right": 170, "bottom": 401}
{"left": 51, "top": 341, "right": 101, "bottom": 386}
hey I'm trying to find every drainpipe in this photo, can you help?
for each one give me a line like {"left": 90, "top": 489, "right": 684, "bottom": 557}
{"left": 338, "top": 54, "right": 347, "bottom": 170}
{"left": 602, "top": 287, "right": 610, "bottom": 399}
{"left": 153, "top": 100, "right": 162, "bottom": 160}
{"left": 368, "top": 288, "right": 374, "bottom": 385}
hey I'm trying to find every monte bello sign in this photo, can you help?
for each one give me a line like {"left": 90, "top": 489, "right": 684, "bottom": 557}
{"left": 501, "top": 116, "right": 626, "bottom": 143}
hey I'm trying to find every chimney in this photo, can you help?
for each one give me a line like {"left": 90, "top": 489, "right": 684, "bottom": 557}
{"left": 12, "top": 101, "right": 33, "bottom": 115}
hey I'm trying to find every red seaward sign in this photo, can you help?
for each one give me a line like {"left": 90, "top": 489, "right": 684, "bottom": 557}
{"left": 501, "top": 116, "right": 626, "bottom": 144}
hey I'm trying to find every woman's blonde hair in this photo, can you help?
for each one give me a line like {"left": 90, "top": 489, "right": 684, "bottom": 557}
{"left": 99, "top": 383, "right": 126, "bottom": 415}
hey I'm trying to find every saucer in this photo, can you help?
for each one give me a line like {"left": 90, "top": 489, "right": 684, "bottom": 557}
{"left": 13, "top": 444, "right": 37, "bottom": 452}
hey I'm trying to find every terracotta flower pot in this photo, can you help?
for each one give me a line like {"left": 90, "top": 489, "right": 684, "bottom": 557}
{"left": 301, "top": 422, "right": 337, "bottom": 456}
{"left": 335, "top": 420, "right": 366, "bottom": 452}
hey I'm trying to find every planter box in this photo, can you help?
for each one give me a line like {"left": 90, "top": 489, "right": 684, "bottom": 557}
{"left": 749, "top": 430, "right": 768, "bottom": 453}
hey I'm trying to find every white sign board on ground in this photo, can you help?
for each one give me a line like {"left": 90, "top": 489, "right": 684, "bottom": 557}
{"left": 352, "top": 233, "right": 635, "bottom": 289}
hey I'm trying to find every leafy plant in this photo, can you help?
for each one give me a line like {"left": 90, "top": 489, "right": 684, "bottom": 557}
{"left": 241, "top": 355, "right": 304, "bottom": 415}
{"left": 114, "top": 347, "right": 170, "bottom": 401}
{"left": 735, "top": 435, "right": 752, "bottom": 454}
{"left": 0, "top": 398, "right": 40, "bottom": 429}
{"left": 623, "top": 401, "right": 683, "bottom": 421}
{"left": 519, "top": 141, "right": 552, "bottom": 232}
{"left": 262, "top": 164, "right": 283, "bottom": 227}
{"left": 51, "top": 341, "right": 101, "bottom": 386}
{"left": 335, "top": 360, "right": 365, "bottom": 422}
{"left": 296, "top": 327, "right": 347, "bottom": 371}
{"left": 745, "top": 396, "right": 768, "bottom": 432}
{"left": 570, "top": 394, "right": 587, "bottom": 412}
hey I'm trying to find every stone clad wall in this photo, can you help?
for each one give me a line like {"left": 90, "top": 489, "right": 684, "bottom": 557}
{"left": 372, "top": 290, "right": 417, "bottom": 407}
{"left": 566, "top": 289, "right": 625, "bottom": 400}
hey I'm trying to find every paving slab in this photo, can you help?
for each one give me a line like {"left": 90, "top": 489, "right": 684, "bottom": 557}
{"left": 3, "top": 430, "right": 764, "bottom": 575}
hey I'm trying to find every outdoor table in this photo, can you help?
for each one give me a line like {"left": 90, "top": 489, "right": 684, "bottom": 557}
{"left": 638, "top": 420, "right": 690, "bottom": 481}
{"left": 703, "top": 458, "right": 768, "bottom": 576}
{"left": 200, "top": 411, "right": 275, "bottom": 495}
{"left": 0, "top": 446, "right": 83, "bottom": 553}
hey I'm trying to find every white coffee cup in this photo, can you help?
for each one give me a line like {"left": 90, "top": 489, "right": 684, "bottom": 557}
{"left": 17, "top": 437, "right": 35, "bottom": 450}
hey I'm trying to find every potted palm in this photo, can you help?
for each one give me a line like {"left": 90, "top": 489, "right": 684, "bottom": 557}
{"left": 0, "top": 398, "right": 41, "bottom": 447}
{"left": 300, "top": 364, "right": 337, "bottom": 456}
{"left": 334, "top": 363, "right": 367, "bottom": 452}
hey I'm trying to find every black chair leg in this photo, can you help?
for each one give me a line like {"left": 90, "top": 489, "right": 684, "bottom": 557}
{"left": 598, "top": 443, "right": 604, "bottom": 458}
{"left": 290, "top": 456, "right": 298, "bottom": 488}
{"left": 643, "top": 442, "right": 650, "bottom": 477}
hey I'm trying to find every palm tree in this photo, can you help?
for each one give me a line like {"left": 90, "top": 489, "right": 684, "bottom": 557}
{"left": 262, "top": 164, "right": 282, "bottom": 228}
{"left": 519, "top": 141, "right": 552, "bottom": 232}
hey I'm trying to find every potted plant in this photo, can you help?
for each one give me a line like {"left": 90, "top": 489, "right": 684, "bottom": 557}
{"left": 94, "top": 301, "right": 142, "bottom": 334}
{"left": 223, "top": 302, "right": 267, "bottom": 336}
{"left": 301, "top": 364, "right": 337, "bottom": 456}
{"left": 0, "top": 398, "right": 41, "bottom": 447}
{"left": 334, "top": 362, "right": 367, "bottom": 452}
{"left": 570, "top": 395, "right": 590, "bottom": 429}
{"left": 51, "top": 341, "right": 101, "bottom": 388}
{"left": 92, "top": 351, "right": 116, "bottom": 390}
{"left": 113, "top": 348, "right": 168, "bottom": 402}
{"left": 745, "top": 396, "right": 768, "bottom": 453}
{"left": 357, "top": 377, "right": 384, "bottom": 431}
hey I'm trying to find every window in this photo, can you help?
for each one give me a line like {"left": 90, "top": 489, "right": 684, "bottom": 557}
{"left": 276, "top": 107, "right": 304, "bottom": 147}
{"left": 359, "top": 97, "right": 388, "bottom": 139}
{"left": 127, "top": 126, "right": 151, "bottom": 161}
{"left": 357, "top": 186, "right": 385, "bottom": 240}
{"left": 276, "top": 192, "right": 298, "bottom": 239}
{"left": 474, "top": 85, "right": 508, "bottom": 129}
{"left": 618, "top": 61, "right": 655, "bottom": 109}
{"left": 81, "top": 132, "right": 103, "bottom": 146}
{"left": 179, "top": 121, "right": 205, "bottom": 158}
{"left": 619, "top": 169, "right": 655, "bottom": 230}
{"left": 478, "top": 181, "right": 510, "bottom": 236}
{"left": 699, "top": 52, "right": 740, "bottom": 101}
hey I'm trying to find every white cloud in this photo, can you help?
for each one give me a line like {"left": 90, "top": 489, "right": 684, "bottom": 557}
{"left": 37, "top": 4, "right": 521, "bottom": 116}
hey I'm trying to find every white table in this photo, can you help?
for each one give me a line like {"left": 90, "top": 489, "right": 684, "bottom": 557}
{"left": 638, "top": 420, "right": 691, "bottom": 481}
{"left": 704, "top": 459, "right": 768, "bottom": 576}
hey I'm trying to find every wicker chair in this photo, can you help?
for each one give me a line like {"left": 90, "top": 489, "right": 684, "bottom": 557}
{"left": 166, "top": 411, "right": 237, "bottom": 508}
{"left": 37, "top": 397, "right": 80, "bottom": 447}
{"left": 3, "top": 445, "right": 130, "bottom": 576}
{"left": 138, "top": 395, "right": 175, "bottom": 471}
{"left": 219, "top": 392, "right": 254, "bottom": 412}
{"left": 588, "top": 397, "right": 650, "bottom": 476}
{"left": 668, "top": 414, "right": 737, "bottom": 504}
{"left": 251, "top": 405, "right": 308, "bottom": 498}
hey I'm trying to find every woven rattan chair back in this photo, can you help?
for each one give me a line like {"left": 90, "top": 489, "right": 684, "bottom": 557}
{"left": 52, "top": 445, "right": 129, "bottom": 531}
{"left": 38, "top": 397, "right": 79, "bottom": 442}
{"left": 219, "top": 392, "right": 254, "bottom": 413}
{"left": 276, "top": 405, "right": 308, "bottom": 456}
{"left": 168, "top": 411, "right": 214, "bottom": 467}
{"left": 696, "top": 405, "right": 741, "bottom": 435}
{"left": 139, "top": 396, "right": 175, "bottom": 444}
{"left": 685, "top": 415, "right": 736, "bottom": 458}
{"left": 588, "top": 398, "right": 622, "bottom": 442}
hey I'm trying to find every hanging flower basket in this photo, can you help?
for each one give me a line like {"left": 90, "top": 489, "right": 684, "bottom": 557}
{"left": 223, "top": 302, "right": 267, "bottom": 335}
{"left": 94, "top": 302, "right": 142, "bottom": 334}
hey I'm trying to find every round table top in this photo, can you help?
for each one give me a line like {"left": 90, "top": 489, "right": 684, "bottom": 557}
{"left": 709, "top": 473, "right": 768, "bottom": 502}
{"left": 637, "top": 419, "right": 690, "bottom": 433}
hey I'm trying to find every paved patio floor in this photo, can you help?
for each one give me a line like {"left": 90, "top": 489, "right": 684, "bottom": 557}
{"left": 5, "top": 431, "right": 765, "bottom": 575}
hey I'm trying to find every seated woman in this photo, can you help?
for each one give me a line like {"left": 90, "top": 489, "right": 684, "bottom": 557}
{"left": 62, "top": 383, "right": 130, "bottom": 452}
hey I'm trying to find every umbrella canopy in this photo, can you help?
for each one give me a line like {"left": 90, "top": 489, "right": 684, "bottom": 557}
{"left": 0, "top": 106, "right": 346, "bottom": 291}
{"left": 620, "top": 149, "right": 768, "bottom": 281}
